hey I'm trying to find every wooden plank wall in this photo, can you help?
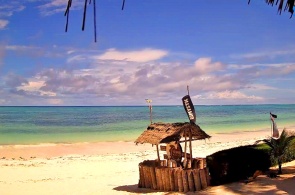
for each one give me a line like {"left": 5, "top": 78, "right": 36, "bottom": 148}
{"left": 138, "top": 159, "right": 210, "bottom": 192}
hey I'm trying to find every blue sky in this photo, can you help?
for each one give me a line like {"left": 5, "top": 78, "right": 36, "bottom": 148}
{"left": 0, "top": 0, "right": 295, "bottom": 106}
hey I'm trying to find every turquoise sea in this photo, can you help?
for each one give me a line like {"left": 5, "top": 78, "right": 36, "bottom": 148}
{"left": 0, "top": 105, "right": 294, "bottom": 145}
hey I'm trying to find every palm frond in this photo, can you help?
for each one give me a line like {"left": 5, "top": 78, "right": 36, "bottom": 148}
{"left": 249, "top": 0, "right": 295, "bottom": 17}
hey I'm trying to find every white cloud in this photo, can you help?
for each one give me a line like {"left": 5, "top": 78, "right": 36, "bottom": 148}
{"left": 0, "top": 3, "right": 26, "bottom": 30}
{"left": 231, "top": 48, "right": 295, "bottom": 61}
{"left": 0, "top": 19, "right": 9, "bottom": 29}
{"left": 48, "top": 99, "right": 63, "bottom": 105}
{"left": 247, "top": 84, "right": 276, "bottom": 90}
{"left": 0, "top": 4, "right": 25, "bottom": 17}
{"left": 38, "top": 0, "right": 84, "bottom": 16}
{"left": 194, "top": 58, "right": 225, "bottom": 74}
{"left": 94, "top": 48, "right": 168, "bottom": 62}
{"left": 5, "top": 45, "right": 39, "bottom": 51}
{"left": 26, "top": 56, "right": 240, "bottom": 102}
{"left": 2, "top": 44, "right": 293, "bottom": 105}
{"left": 17, "top": 80, "right": 57, "bottom": 97}
{"left": 206, "top": 90, "right": 264, "bottom": 100}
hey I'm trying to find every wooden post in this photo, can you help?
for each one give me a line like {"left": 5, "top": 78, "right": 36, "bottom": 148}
{"left": 143, "top": 165, "right": 151, "bottom": 189}
{"left": 164, "top": 168, "right": 171, "bottom": 191}
{"left": 155, "top": 167, "right": 163, "bottom": 190}
{"left": 138, "top": 163, "right": 144, "bottom": 188}
{"left": 156, "top": 144, "right": 160, "bottom": 162}
{"left": 174, "top": 168, "right": 179, "bottom": 191}
{"left": 189, "top": 128, "right": 193, "bottom": 168}
{"left": 177, "top": 169, "right": 184, "bottom": 192}
{"left": 184, "top": 130, "right": 188, "bottom": 169}
{"left": 187, "top": 170, "right": 195, "bottom": 192}
{"left": 205, "top": 167, "right": 211, "bottom": 186}
{"left": 161, "top": 168, "right": 167, "bottom": 191}
{"left": 149, "top": 166, "right": 157, "bottom": 190}
{"left": 200, "top": 169, "right": 208, "bottom": 189}
{"left": 169, "top": 168, "right": 175, "bottom": 191}
{"left": 182, "top": 170, "right": 189, "bottom": 193}
{"left": 192, "top": 169, "right": 202, "bottom": 191}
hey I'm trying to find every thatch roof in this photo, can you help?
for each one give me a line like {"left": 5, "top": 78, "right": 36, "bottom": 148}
{"left": 135, "top": 122, "right": 211, "bottom": 145}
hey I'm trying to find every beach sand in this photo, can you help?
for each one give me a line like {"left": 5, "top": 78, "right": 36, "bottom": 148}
{"left": 0, "top": 129, "right": 295, "bottom": 195}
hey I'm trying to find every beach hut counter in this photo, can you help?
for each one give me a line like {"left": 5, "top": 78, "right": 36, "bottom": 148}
{"left": 135, "top": 122, "right": 211, "bottom": 192}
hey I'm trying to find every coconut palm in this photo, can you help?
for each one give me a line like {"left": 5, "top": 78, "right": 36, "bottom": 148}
{"left": 248, "top": 0, "right": 294, "bottom": 17}
{"left": 255, "top": 128, "right": 295, "bottom": 174}
{"left": 64, "top": 0, "right": 295, "bottom": 42}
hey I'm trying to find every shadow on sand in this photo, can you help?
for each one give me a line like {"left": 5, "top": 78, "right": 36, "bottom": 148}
{"left": 113, "top": 184, "right": 184, "bottom": 194}
{"left": 114, "top": 166, "right": 295, "bottom": 195}
{"left": 197, "top": 166, "right": 295, "bottom": 195}
{"left": 113, "top": 184, "right": 160, "bottom": 194}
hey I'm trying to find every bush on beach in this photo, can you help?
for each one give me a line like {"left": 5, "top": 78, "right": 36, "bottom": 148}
{"left": 206, "top": 145, "right": 271, "bottom": 185}
{"left": 255, "top": 129, "right": 295, "bottom": 174}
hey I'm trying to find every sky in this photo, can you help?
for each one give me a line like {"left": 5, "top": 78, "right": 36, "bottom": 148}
{"left": 0, "top": 0, "right": 295, "bottom": 106}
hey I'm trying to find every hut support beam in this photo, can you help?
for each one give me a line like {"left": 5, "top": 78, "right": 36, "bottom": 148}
{"left": 156, "top": 144, "right": 160, "bottom": 162}
{"left": 189, "top": 128, "right": 193, "bottom": 168}
{"left": 184, "top": 130, "right": 187, "bottom": 169}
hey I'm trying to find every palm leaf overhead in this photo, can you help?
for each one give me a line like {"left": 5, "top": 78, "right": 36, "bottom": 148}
{"left": 64, "top": 1, "right": 295, "bottom": 42}
{"left": 249, "top": 0, "right": 295, "bottom": 17}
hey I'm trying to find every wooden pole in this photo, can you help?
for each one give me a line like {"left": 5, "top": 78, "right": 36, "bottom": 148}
{"left": 164, "top": 168, "right": 171, "bottom": 191}
{"left": 189, "top": 128, "right": 193, "bottom": 168}
{"left": 182, "top": 170, "right": 189, "bottom": 193}
{"left": 187, "top": 170, "right": 195, "bottom": 192}
{"left": 174, "top": 168, "right": 179, "bottom": 191}
{"left": 150, "top": 166, "right": 157, "bottom": 190}
{"left": 200, "top": 169, "right": 208, "bottom": 189}
{"left": 192, "top": 169, "right": 201, "bottom": 191}
{"left": 138, "top": 163, "right": 144, "bottom": 188}
{"left": 205, "top": 167, "right": 211, "bottom": 186}
{"left": 143, "top": 165, "right": 151, "bottom": 189}
{"left": 145, "top": 99, "right": 153, "bottom": 124}
{"left": 149, "top": 104, "right": 152, "bottom": 124}
{"left": 184, "top": 130, "right": 187, "bottom": 169}
{"left": 160, "top": 167, "right": 167, "bottom": 191}
{"left": 177, "top": 169, "right": 184, "bottom": 192}
{"left": 169, "top": 168, "right": 175, "bottom": 191}
{"left": 187, "top": 85, "right": 190, "bottom": 96}
{"left": 155, "top": 167, "right": 163, "bottom": 190}
{"left": 156, "top": 144, "right": 160, "bottom": 162}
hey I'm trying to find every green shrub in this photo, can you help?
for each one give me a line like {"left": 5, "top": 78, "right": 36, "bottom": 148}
{"left": 206, "top": 145, "right": 271, "bottom": 185}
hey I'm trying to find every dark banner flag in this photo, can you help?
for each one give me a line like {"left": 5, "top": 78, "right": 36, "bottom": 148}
{"left": 270, "top": 112, "right": 279, "bottom": 139}
{"left": 182, "top": 95, "right": 196, "bottom": 123}
{"left": 270, "top": 112, "right": 277, "bottom": 119}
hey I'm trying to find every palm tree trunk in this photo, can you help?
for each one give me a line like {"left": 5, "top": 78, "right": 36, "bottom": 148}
{"left": 278, "top": 159, "right": 282, "bottom": 174}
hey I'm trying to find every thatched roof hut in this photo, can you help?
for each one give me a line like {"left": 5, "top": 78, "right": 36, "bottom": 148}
{"left": 135, "top": 122, "right": 210, "bottom": 145}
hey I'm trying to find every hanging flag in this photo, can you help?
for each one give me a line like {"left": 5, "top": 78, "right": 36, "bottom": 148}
{"left": 270, "top": 112, "right": 277, "bottom": 119}
{"left": 270, "top": 112, "right": 279, "bottom": 139}
{"left": 182, "top": 95, "right": 196, "bottom": 124}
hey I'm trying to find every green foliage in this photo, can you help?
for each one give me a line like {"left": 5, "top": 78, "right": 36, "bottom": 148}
{"left": 253, "top": 143, "right": 271, "bottom": 150}
{"left": 206, "top": 145, "right": 271, "bottom": 185}
{"left": 255, "top": 129, "right": 295, "bottom": 174}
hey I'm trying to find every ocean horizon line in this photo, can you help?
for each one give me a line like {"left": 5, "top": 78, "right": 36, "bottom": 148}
{"left": 0, "top": 103, "right": 294, "bottom": 107}
{"left": 0, "top": 104, "right": 294, "bottom": 145}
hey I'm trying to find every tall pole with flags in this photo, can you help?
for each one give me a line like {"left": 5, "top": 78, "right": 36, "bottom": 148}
{"left": 182, "top": 85, "right": 196, "bottom": 168}
{"left": 145, "top": 99, "right": 153, "bottom": 124}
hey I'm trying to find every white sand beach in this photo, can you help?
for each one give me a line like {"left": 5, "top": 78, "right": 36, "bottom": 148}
{"left": 0, "top": 129, "right": 295, "bottom": 195}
